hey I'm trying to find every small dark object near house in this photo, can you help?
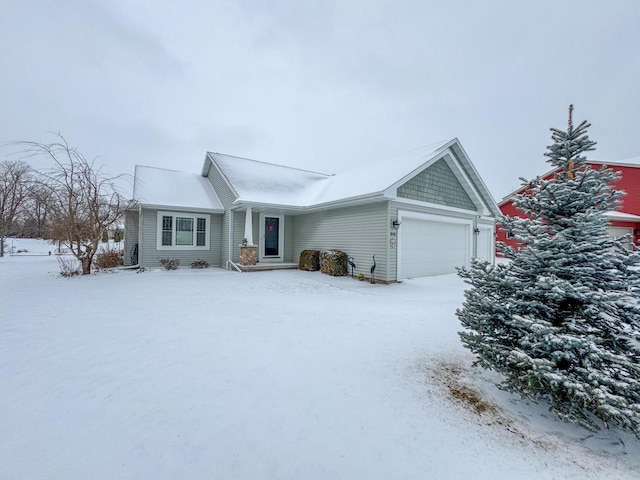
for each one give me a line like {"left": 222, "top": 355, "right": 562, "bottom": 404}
{"left": 159, "top": 257, "right": 180, "bottom": 270}
{"left": 191, "top": 259, "right": 209, "bottom": 269}
{"left": 299, "top": 249, "right": 320, "bottom": 271}
{"left": 348, "top": 256, "right": 356, "bottom": 277}
{"left": 320, "top": 250, "right": 348, "bottom": 276}
{"left": 370, "top": 255, "right": 377, "bottom": 284}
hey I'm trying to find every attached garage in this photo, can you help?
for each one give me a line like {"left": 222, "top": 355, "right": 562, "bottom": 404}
{"left": 398, "top": 213, "right": 472, "bottom": 279}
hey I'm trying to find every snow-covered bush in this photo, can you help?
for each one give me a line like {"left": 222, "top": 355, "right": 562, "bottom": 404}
{"left": 191, "top": 259, "right": 209, "bottom": 269}
{"left": 57, "top": 255, "right": 81, "bottom": 277}
{"left": 319, "top": 250, "right": 348, "bottom": 276}
{"left": 159, "top": 257, "right": 180, "bottom": 270}
{"left": 299, "top": 249, "right": 320, "bottom": 271}
{"left": 457, "top": 106, "right": 640, "bottom": 436}
{"left": 95, "top": 249, "right": 123, "bottom": 269}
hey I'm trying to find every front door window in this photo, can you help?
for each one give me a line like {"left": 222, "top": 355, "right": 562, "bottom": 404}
{"left": 264, "top": 216, "right": 280, "bottom": 256}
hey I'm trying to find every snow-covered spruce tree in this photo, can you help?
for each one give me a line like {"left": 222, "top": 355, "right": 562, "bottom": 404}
{"left": 457, "top": 105, "right": 640, "bottom": 436}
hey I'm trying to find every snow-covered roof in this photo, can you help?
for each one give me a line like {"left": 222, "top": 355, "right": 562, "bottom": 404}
{"left": 311, "top": 141, "right": 450, "bottom": 205}
{"left": 209, "top": 153, "right": 331, "bottom": 205}
{"left": 500, "top": 158, "right": 640, "bottom": 205}
{"left": 604, "top": 211, "right": 640, "bottom": 222}
{"left": 133, "top": 165, "right": 224, "bottom": 211}
{"left": 206, "top": 140, "right": 492, "bottom": 210}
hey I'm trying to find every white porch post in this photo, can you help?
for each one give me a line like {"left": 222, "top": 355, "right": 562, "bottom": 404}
{"left": 244, "top": 207, "right": 253, "bottom": 245}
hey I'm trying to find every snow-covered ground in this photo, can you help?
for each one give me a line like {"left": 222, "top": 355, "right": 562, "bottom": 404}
{"left": 1, "top": 239, "right": 638, "bottom": 479}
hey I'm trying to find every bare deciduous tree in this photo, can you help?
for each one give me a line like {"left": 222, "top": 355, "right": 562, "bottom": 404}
{"left": 18, "top": 134, "right": 134, "bottom": 274}
{"left": 20, "top": 183, "right": 52, "bottom": 238}
{"left": 0, "top": 160, "right": 31, "bottom": 257}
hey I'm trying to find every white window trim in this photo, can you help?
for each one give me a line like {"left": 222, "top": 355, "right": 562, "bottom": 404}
{"left": 157, "top": 211, "right": 210, "bottom": 250}
{"left": 259, "top": 213, "right": 284, "bottom": 263}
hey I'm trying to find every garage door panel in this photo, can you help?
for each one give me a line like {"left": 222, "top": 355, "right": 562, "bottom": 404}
{"left": 400, "top": 218, "right": 469, "bottom": 278}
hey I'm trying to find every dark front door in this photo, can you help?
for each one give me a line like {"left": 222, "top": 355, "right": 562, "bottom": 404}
{"left": 264, "top": 216, "right": 280, "bottom": 256}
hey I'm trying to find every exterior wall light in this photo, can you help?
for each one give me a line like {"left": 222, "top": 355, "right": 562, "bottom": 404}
{"left": 392, "top": 220, "right": 401, "bottom": 230}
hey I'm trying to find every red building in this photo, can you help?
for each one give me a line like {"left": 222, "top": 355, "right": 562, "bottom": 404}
{"left": 497, "top": 160, "right": 640, "bottom": 253}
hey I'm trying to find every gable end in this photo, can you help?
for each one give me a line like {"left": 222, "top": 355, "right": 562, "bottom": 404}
{"left": 397, "top": 157, "right": 476, "bottom": 210}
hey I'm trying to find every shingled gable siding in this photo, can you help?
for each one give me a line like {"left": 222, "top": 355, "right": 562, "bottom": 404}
{"left": 397, "top": 158, "right": 476, "bottom": 211}
{"left": 203, "top": 160, "right": 237, "bottom": 264}
{"left": 139, "top": 207, "right": 222, "bottom": 268}
{"left": 293, "top": 202, "right": 389, "bottom": 281}
{"left": 123, "top": 209, "right": 139, "bottom": 266}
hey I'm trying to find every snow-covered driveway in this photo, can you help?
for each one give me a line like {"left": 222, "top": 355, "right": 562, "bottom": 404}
{"left": 1, "top": 254, "right": 637, "bottom": 479}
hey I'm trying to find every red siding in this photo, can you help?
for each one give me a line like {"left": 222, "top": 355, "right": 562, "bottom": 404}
{"left": 497, "top": 162, "right": 640, "bottom": 253}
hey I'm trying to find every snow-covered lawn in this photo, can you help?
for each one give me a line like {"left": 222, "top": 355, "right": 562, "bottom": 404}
{"left": 1, "top": 242, "right": 638, "bottom": 479}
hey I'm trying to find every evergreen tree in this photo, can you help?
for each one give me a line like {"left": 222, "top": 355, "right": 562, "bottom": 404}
{"left": 457, "top": 106, "right": 640, "bottom": 435}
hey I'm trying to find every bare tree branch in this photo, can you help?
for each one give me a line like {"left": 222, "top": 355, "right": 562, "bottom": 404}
{"left": 8, "top": 133, "right": 136, "bottom": 273}
{"left": 0, "top": 160, "right": 31, "bottom": 257}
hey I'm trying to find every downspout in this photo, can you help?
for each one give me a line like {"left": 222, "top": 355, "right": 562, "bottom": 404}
{"left": 227, "top": 209, "right": 234, "bottom": 270}
{"left": 119, "top": 204, "right": 142, "bottom": 270}
{"left": 386, "top": 201, "right": 392, "bottom": 283}
{"left": 138, "top": 204, "right": 143, "bottom": 266}
{"left": 472, "top": 215, "right": 479, "bottom": 259}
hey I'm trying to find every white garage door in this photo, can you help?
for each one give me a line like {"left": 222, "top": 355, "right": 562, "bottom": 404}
{"left": 608, "top": 226, "right": 633, "bottom": 250}
{"left": 399, "top": 218, "right": 470, "bottom": 278}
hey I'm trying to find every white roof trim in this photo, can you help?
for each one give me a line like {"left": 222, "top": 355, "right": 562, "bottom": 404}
{"left": 604, "top": 211, "right": 640, "bottom": 221}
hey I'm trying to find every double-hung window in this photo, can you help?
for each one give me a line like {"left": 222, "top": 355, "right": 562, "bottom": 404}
{"left": 157, "top": 211, "right": 210, "bottom": 249}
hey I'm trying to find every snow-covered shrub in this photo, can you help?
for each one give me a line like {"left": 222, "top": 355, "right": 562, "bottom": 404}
{"left": 457, "top": 106, "right": 640, "bottom": 437}
{"left": 191, "top": 259, "right": 209, "bottom": 269}
{"left": 159, "top": 257, "right": 180, "bottom": 270}
{"left": 319, "top": 250, "right": 348, "bottom": 276}
{"left": 299, "top": 249, "right": 320, "bottom": 271}
{"left": 95, "top": 249, "right": 123, "bottom": 269}
{"left": 57, "top": 256, "right": 81, "bottom": 277}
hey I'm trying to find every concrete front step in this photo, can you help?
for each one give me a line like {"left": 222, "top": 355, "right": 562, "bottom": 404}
{"left": 239, "top": 262, "right": 299, "bottom": 272}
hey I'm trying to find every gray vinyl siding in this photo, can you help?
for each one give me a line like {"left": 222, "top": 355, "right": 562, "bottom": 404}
{"left": 293, "top": 202, "right": 390, "bottom": 281}
{"left": 232, "top": 212, "right": 245, "bottom": 262}
{"left": 203, "top": 158, "right": 237, "bottom": 263}
{"left": 222, "top": 211, "right": 232, "bottom": 265}
{"left": 139, "top": 208, "right": 222, "bottom": 268}
{"left": 123, "top": 209, "right": 139, "bottom": 266}
{"left": 284, "top": 217, "right": 294, "bottom": 262}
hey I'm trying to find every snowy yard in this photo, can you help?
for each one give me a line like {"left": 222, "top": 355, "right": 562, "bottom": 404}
{"left": 1, "top": 241, "right": 639, "bottom": 479}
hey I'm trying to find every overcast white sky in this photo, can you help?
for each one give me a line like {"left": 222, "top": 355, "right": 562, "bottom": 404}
{"left": 2, "top": 0, "right": 639, "bottom": 200}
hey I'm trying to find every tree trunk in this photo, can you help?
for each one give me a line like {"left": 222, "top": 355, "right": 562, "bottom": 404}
{"left": 81, "top": 256, "right": 92, "bottom": 275}
{"left": 0, "top": 240, "right": 4, "bottom": 257}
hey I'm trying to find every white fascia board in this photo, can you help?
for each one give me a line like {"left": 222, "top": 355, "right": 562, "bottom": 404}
{"left": 205, "top": 152, "right": 239, "bottom": 198}
{"left": 384, "top": 152, "right": 491, "bottom": 217}
{"left": 231, "top": 192, "right": 385, "bottom": 214}
{"left": 140, "top": 203, "right": 224, "bottom": 214}
{"left": 384, "top": 153, "right": 447, "bottom": 195}
{"left": 200, "top": 154, "right": 212, "bottom": 177}
{"left": 391, "top": 197, "right": 479, "bottom": 216}
{"left": 450, "top": 140, "right": 500, "bottom": 216}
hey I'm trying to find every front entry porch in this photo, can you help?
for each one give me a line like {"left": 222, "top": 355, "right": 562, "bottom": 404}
{"left": 237, "top": 262, "right": 299, "bottom": 272}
